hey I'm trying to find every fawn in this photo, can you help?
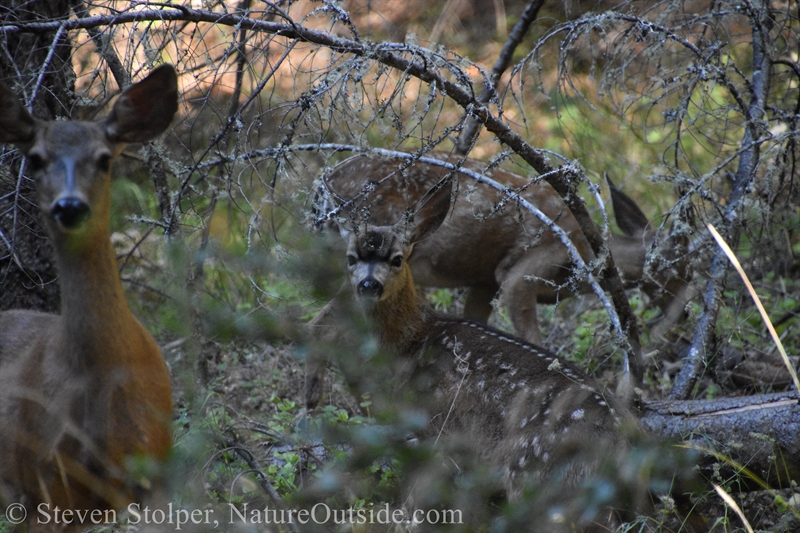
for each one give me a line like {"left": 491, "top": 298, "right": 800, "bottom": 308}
{"left": 0, "top": 65, "right": 177, "bottom": 530}
{"left": 333, "top": 179, "right": 637, "bottom": 530}
{"left": 315, "top": 152, "right": 691, "bottom": 346}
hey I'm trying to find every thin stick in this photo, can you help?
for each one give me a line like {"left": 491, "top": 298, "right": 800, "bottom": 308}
{"left": 455, "top": 0, "right": 545, "bottom": 154}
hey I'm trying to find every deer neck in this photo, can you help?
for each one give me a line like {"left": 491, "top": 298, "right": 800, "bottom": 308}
{"left": 53, "top": 224, "right": 137, "bottom": 370}
{"left": 370, "top": 272, "right": 431, "bottom": 354}
{"left": 608, "top": 233, "right": 647, "bottom": 282}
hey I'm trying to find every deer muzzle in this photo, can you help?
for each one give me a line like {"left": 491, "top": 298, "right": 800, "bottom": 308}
{"left": 357, "top": 278, "right": 384, "bottom": 299}
{"left": 51, "top": 196, "right": 91, "bottom": 230}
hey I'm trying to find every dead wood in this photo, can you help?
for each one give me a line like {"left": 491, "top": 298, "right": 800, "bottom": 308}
{"left": 640, "top": 391, "right": 800, "bottom": 490}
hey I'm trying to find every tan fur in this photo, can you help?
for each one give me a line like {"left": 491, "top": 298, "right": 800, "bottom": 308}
{"left": 318, "top": 152, "right": 691, "bottom": 345}
{"left": 338, "top": 183, "right": 634, "bottom": 530}
{"left": 0, "top": 66, "right": 177, "bottom": 531}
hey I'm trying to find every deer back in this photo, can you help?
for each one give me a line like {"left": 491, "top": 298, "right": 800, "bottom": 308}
{"left": 318, "top": 152, "right": 689, "bottom": 345}
{"left": 319, "top": 152, "right": 591, "bottom": 290}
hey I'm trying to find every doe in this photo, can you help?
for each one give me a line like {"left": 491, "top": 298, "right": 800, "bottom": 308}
{"left": 0, "top": 65, "right": 177, "bottom": 530}
{"left": 316, "top": 152, "right": 691, "bottom": 345}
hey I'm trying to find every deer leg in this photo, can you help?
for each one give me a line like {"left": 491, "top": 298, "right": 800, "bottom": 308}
{"left": 500, "top": 273, "right": 544, "bottom": 346}
{"left": 304, "top": 353, "right": 325, "bottom": 410}
{"left": 650, "top": 282, "right": 698, "bottom": 340}
{"left": 462, "top": 283, "right": 499, "bottom": 324}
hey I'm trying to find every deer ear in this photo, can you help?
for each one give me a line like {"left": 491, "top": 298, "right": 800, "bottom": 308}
{"left": 605, "top": 173, "right": 650, "bottom": 237}
{"left": 338, "top": 221, "right": 353, "bottom": 242}
{"left": 319, "top": 180, "right": 356, "bottom": 243}
{"left": 104, "top": 65, "right": 178, "bottom": 144}
{"left": 405, "top": 178, "right": 452, "bottom": 244}
{"left": 0, "top": 83, "right": 39, "bottom": 151}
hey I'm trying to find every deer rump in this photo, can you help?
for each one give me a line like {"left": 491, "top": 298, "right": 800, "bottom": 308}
{"left": 314, "top": 152, "right": 679, "bottom": 345}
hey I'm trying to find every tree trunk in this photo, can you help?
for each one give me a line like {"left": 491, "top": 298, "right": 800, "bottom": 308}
{"left": 0, "top": 0, "right": 77, "bottom": 311}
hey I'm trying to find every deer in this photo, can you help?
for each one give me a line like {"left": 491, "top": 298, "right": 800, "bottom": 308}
{"left": 0, "top": 65, "right": 177, "bottom": 531}
{"left": 328, "top": 178, "right": 643, "bottom": 531}
{"left": 314, "top": 152, "right": 691, "bottom": 346}
{"left": 305, "top": 152, "right": 691, "bottom": 409}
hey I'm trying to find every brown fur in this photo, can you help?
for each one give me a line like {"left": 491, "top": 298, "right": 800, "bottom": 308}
{"left": 318, "top": 152, "right": 691, "bottom": 345}
{"left": 0, "top": 66, "right": 177, "bottom": 531}
{"left": 338, "top": 183, "right": 635, "bottom": 530}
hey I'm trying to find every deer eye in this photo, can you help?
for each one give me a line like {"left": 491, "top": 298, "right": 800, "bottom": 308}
{"left": 391, "top": 255, "right": 403, "bottom": 268}
{"left": 347, "top": 255, "right": 357, "bottom": 267}
{"left": 97, "top": 153, "right": 112, "bottom": 172}
{"left": 26, "top": 153, "right": 45, "bottom": 173}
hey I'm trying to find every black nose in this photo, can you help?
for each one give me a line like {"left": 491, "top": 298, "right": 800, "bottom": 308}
{"left": 51, "top": 197, "right": 91, "bottom": 229}
{"left": 358, "top": 278, "right": 383, "bottom": 299}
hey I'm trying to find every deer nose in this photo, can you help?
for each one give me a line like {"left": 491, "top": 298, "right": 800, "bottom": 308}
{"left": 51, "top": 197, "right": 91, "bottom": 229}
{"left": 358, "top": 278, "right": 383, "bottom": 299}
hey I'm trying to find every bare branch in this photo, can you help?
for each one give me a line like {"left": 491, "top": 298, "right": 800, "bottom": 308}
{"left": 454, "top": 0, "right": 545, "bottom": 154}
{"left": 670, "top": 2, "right": 773, "bottom": 400}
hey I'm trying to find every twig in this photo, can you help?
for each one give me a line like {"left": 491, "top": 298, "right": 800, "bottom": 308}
{"left": 71, "top": 2, "right": 130, "bottom": 88}
{"left": 1, "top": 3, "right": 642, "bottom": 384}
{"left": 670, "top": 3, "right": 772, "bottom": 399}
{"left": 27, "top": 24, "right": 65, "bottom": 111}
{"left": 308, "top": 144, "right": 626, "bottom": 352}
{"left": 455, "top": 0, "right": 545, "bottom": 154}
{"left": 220, "top": 432, "right": 300, "bottom": 533}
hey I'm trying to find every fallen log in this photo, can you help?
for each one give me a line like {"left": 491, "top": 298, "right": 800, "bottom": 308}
{"left": 640, "top": 391, "right": 800, "bottom": 489}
